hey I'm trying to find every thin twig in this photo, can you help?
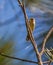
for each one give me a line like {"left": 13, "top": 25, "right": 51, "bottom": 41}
{"left": 40, "top": 27, "right": 53, "bottom": 55}
{"left": 43, "top": 61, "right": 51, "bottom": 64}
{"left": 0, "top": 52, "right": 37, "bottom": 64}
{"left": 0, "top": 52, "right": 50, "bottom": 64}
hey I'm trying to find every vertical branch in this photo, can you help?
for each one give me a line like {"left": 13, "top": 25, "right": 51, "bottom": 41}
{"left": 18, "top": 0, "right": 43, "bottom": 65}
{"left": 18, "top": 0, "right": 39, "bottom": 56}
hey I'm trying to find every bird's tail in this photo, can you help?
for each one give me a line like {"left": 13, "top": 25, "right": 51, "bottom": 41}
{"left": 26, "top": 34, "right": 30, "bottom": 41}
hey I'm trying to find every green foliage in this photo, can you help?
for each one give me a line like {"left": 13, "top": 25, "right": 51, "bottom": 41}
{"left": 0, "top": 40, "right": 13, "bottom": 65}
{"left": 22, "top": 0, "right": 40, "bottom": 7}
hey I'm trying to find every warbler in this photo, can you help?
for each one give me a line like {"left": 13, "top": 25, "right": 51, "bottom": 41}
{"left": 26, "top": 18, "right": 35, "bottom": 41}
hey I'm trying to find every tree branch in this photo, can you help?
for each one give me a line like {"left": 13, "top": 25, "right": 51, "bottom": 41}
{"left": 0, "top": 0, "right": 52, "bottom": 65}
{"left": 0, "top": 52, "right": 50, "bottom": 64}
{"left": 17, "top": 0, "right": 43, "bottom": 65}
{"left": 40, "top": 27, "right": 53, "bottom": 55}
{"left": 0, "top": 52, "right": 37, "bottom": 64}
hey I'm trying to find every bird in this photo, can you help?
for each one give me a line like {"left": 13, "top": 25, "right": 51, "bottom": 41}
{"left": 26, "top": 18, "right": 35, "bottom": 41}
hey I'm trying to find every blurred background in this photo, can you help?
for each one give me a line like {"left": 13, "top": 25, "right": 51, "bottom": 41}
{"left": 0, "top": 0, "right": 53, "bottom": 65}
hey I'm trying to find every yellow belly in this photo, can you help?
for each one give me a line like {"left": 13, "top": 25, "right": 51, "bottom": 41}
{"left": 26, "top": 18, "right": 35, "bottom": 41}
{"left": 29, "top": 20, "right": 35, "bottom": 32}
